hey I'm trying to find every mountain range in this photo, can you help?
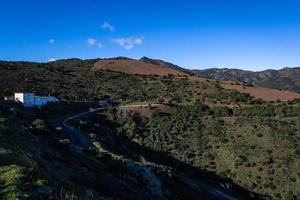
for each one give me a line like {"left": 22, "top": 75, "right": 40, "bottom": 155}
{"left": 138, "top": 57, "right": 300, "bottom": 93}
{"left": 192, "top": 67, "right": 300, "bottom": 93}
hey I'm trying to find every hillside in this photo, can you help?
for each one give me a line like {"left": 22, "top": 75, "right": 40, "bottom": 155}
{"left": 0, "top": 59, "right": 257, "bottom": 105}
{"left": 92, "top": 58, "right": 300, "bottom": 101}
{"left": 92, "top": 58, "right": 188, "bottom": 76}
{"left": 0, "top": 58, "right": 299, "bottom": 102}
{"left": 220, "top": 81, "right": 300, "bottom": 101}
{"left": 139, "top": 57, "right": 192, "bottom": 75}
{"left": 0, "top": 101, "right": 265, "bottom": 200}
{"left": 104, "top": 101, "right": 300, "bottom": 200}
{"left": 193, "top": 67, "right": 300, "bottom": 93}
{"left": 0, "top": 58, "right": 300, "bottom": 199}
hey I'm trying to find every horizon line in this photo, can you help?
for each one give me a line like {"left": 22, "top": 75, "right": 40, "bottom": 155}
{"left": 0, "top": 56, "right": 299, "bottom": 72}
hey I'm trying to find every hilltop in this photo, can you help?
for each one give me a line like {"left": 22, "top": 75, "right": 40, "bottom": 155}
{"left": 139, "top": 57, "right": 192, "bottom": 75}
{"left": 92, "top": 57, "right": 188, "bottom": 76}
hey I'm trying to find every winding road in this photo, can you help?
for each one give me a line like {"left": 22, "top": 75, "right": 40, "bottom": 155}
{"left": 59, "top": 104, "right": 250, "bottom": 200}
{"left": 60, "top": 103, "right": 161, "bottom": 147}
{"left": 61, "top": 107, "right": 105, "bottom": 147}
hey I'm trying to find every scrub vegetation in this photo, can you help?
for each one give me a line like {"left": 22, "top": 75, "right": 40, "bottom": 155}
{"left": 0, "top": 58, "right": 299, "bottom": 199}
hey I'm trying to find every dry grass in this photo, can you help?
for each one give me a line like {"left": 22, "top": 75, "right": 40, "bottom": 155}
{"left": 220, "top": 81, "right": 300, "bottom": 101}
{"left": 92, "top": 59, "right": 188, "bottom": 76}
{"left": 93, "top": 59, "right": 300, "bottom": 101}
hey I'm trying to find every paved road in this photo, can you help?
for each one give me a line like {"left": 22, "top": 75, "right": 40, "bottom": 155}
{"left": 60, "top": 104, "right": 161, "bottom": 147}
{"left": 61, "top": 107, "right": 105, "bottom": 147}
{"left": 210, "top": 189, "right": 238, "bottom": 200}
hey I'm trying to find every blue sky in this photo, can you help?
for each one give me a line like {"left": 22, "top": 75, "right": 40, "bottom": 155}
{"left": 1, "top": 0, "right": 300, "bottom": 70}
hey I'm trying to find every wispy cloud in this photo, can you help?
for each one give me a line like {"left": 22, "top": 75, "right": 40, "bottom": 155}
{"left": 96, "top": 43, "right": 102, "bottom": 48}
{"left": 101, "top": 22, "right": 115, "bottom": 32}
{"left": 49, "top": 39, "right": 55, "bottom": 44}
{"left": 112, "top": 37, "right": 144, "bottom": 50}
{"left": 48, "top": 58, "right": 57, "bottom": 62}
{"left": 87, "top": 38, "right": 97, "bottom": 46}
{"left": 87, "top": 38, "right": 102, "bottom": 48}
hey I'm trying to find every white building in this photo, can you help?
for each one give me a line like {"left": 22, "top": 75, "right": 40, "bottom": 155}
{"left": 14, "top": 93, "right": 59, "bottom": 107}
{"left": 14, "top": 93, "right": 35, "bottom": 107}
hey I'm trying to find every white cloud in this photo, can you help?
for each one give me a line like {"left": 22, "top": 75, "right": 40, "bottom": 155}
{"left": 87, "top": 38, "right": 97, "bottom": 46}
{"left": 101, "top": 22, "right": 115, "bottom": 32}
{"left": 48, "top": 58, "right": 57, "bottom": 62}
{"left": 87, "top": 38, "right": 102, "bottom": 48}
{"left": 112, "top": 37, "right": 144, "bottom": 50}
{"left": 49, "top": 39, "right": 55, "bottom": 44}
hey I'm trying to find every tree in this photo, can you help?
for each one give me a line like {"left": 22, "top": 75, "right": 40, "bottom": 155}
{"left": 32, "top": 119, "right": 46, "bottom": 130}
{"left": 32, "top": 119, "right": 48, "bottom": 134}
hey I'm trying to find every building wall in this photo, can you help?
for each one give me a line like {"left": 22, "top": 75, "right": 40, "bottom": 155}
{"left": 23, "top": 93, "right": 35, "bottom": 107}
{"left": 34, "top": 96, "right": 59, "bottom": 107}
{"left": 15, "top": 93, "right": 58, "bottom": 107}
{"left": 14, "top": 93, "right": 24, "bottom": 103}
{"left": 33, "top": 97, "right": 44, "bottom": 107}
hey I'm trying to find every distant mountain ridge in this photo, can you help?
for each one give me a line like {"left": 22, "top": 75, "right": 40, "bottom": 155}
{"left": 192, "top": 67, "right": 300, "bottom": 93}
{"left": 139, "top": 57, "right": 192, "bottom": 74}
{"left": 138, "top": 57, "right": 300, "bottom": 93}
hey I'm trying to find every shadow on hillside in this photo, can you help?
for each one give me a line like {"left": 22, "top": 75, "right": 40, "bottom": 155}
{"left": 98, "top": 129, "right": 270, "bottom": 200}
{"left": 0, "top": 180, "right": 6, "bottom": 200}
{"left": 46, "top": 107, "right": 271, "bottom": 199}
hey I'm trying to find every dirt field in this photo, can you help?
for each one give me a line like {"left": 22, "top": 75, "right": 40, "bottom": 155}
{"left": 220, "top": 81, "right": 300, "bottom": 101}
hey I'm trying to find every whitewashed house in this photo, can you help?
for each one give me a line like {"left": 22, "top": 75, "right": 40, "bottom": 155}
{"left": 14, "top": 93, "right": 35, "bottom": 107}
{"left": 14, "top": 92, "right": 59, "bottom": 107}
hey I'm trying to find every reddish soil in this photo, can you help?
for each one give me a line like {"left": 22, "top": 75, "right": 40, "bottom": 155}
{"left": 92, "top": 59, "right": 300, "bottom": 101}
{"left": 221, "top": 81, "right": 300, "bottom": 101}
{"left": 92, "top": 59, "right": 188, "bottom": 76}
